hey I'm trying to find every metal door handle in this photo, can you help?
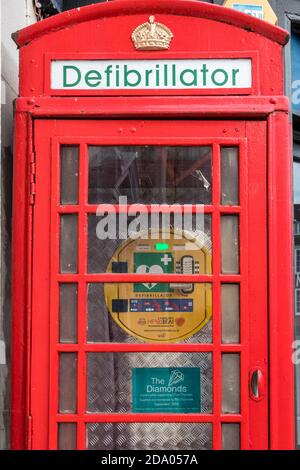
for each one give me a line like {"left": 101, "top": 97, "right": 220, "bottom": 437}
{"left": 250, "top": 368, "right": 265, "bottom": 401}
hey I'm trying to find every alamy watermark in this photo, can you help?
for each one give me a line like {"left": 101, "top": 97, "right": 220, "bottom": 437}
{"left": 95, "top": 196, "right": 205, "bottom": 241}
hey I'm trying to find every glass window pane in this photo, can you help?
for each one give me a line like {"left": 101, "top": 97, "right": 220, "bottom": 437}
{"left": 88, "top": 146, "right": 212, "bottom": 205}
{"left": 60, "top": 214, "right": 78, "bottom": 273}
{"left": 296, "top": 289, "right": 300, "bottom": 315}
{"left": 221, "top": 284, "right": 240, "bottom": 344}
{"left": 60, "top": 146, "right": 79, "bottom": 205}
{"left": 59, "top": 284, "right": 78, "bottom": 343}
{"left": 87, "top": 352, "right": 212, "bottom": 414}
{"left": 221, "top": 147, "right": 239, "bottom": 205}
{"left": 296, "top": 361, "right": 300, "bottom": 447}
{"left": 221, "top": 215, "right": 239, "bottom": 274}
{"left": 59, "top": 353, "right": 77, "bottom": 414}
{"left": 58, "top": 423, "right": 77, "bottom": 450}
{"left": 87, "top": 283, "right": 212, "bottom": 344}
{"left": 222, "top": 423, "right": 240, "bottom": 450}
{"left": 296, "top": 249, "right": 300, "bottom": 273}
{"left": 294, "top": 161, "right": 300, "bottom": 203}
{"left": 222, "top": 354, "right": 240, "bottom": 414}
{"left": 87, "top": 213, "right": 212, "bottom": 274}
{"left": 87, "top": 422, "right": 212, "bottom": 450}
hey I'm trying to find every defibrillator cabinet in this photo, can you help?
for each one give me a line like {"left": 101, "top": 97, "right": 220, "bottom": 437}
{"left": 11, "top": 0, "right": 294, "bottom": 450}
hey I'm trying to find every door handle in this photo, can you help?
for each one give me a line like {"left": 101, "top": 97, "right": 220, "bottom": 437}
{"left": 250, "top": 368, "right": 265, "bottom": 401}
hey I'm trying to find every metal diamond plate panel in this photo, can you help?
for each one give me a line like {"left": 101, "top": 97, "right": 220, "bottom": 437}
{"left": 88, "top": 215, "right": 123, "bottom": 274}
{"left": 87, "top": 352, "right": 212, "bottom": 414}
{"left": 86, "top": 422, "right": 212, "bottom": 450}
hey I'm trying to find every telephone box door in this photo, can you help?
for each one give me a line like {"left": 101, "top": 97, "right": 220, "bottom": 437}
{"left": 31, "top": 118, "right": 268, "bottom": 450}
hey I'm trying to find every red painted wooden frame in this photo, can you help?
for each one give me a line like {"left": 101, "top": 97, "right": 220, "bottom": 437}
{"left": 13, "top": 0, "right": 289, "bottom": 48}
{"left": 13, "top": 0, "right": 287, "bottom": 98}
{"left": 11, "top": 104, "right": 295, "bottom": 452}
{"left": 11, "top": 0, "right": 294, "bottom": 451}
{"left": 29, "top": 119, "right": 266, "bottom": 450}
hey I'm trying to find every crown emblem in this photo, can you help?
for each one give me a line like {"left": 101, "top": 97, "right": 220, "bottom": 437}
{"left": 131, "top": 16, "right": 173, "bottom": 51}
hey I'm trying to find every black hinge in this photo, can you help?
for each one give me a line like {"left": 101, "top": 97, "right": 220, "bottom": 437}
{"left": 29, "top": 152, "right": 36, "bottom": 206}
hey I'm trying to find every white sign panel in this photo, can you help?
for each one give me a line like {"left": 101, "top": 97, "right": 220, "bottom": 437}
{"left": 51, "top": 59, "right": 252, "bottom": 91}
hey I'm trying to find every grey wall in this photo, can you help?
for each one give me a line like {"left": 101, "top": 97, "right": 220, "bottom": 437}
{"left": 270, "top": 0, "right": 300, "bottom": 27}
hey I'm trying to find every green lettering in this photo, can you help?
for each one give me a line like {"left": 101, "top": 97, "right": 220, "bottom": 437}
{"left": 200, "top": 64, "right": 208, "bottom": 86}
{"left": 85, "top": 70, "right": 102, "bottom": 88}
{"left": 211, "top": 68, "right": 228, "bottom": 87}
{"left": 116, "top": 65, "right": 120, "bottom": 87}
{"left": 232, "top": 68, "right": 239, "bottom": 86}
{"left": 164, "top": 64, "right": 168, "bottom": 87}
{"left": 172, "top": 64, "right": 176, "bottom": 86}
{"left": 104, "top": 65, "right": 113, "bottom": 87}
{"left": 124, "top": 66, "right": 142, "bottom": 87}
{"left": 145, "top": 69, "right": 153, "bottom": 87}
{"left": 156, "top": 64, "right": 160, "bottom": 87}
{"left": 180, "top": 69, "right": 198, "bottom": 87}
{"left": 63, "top": 65, "right": 81, "bottom": 88}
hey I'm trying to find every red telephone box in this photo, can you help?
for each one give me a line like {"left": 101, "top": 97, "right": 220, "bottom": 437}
{"left": 11, "top": 0, "right": 295, "bottom": 450}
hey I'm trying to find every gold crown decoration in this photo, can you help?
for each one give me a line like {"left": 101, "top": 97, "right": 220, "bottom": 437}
{"left": 131, "top": 16, "right": 173, "bottom": 51}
